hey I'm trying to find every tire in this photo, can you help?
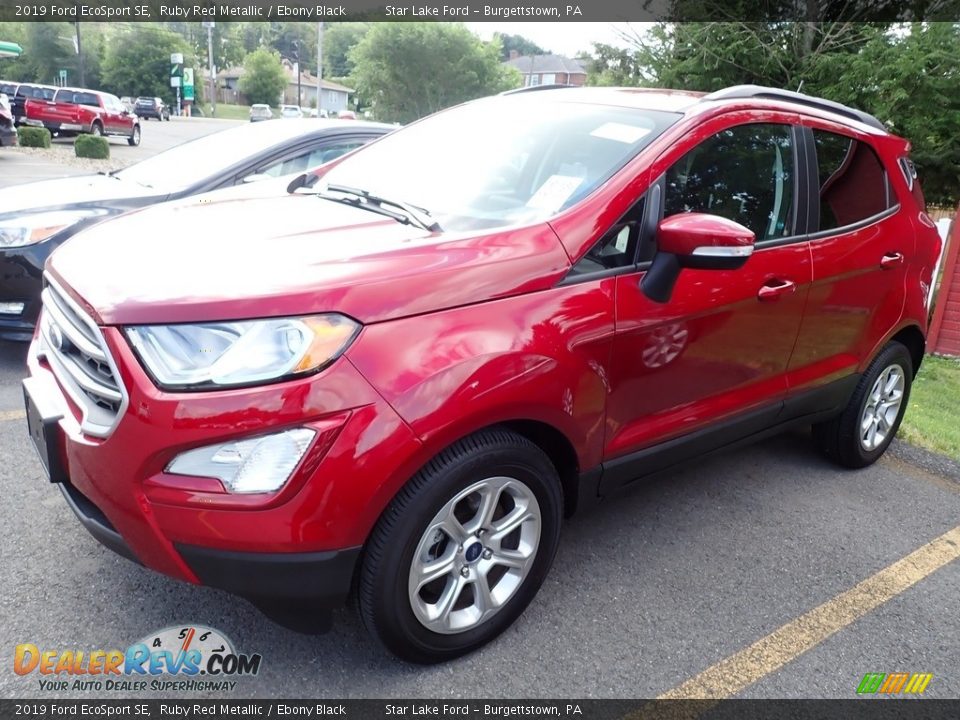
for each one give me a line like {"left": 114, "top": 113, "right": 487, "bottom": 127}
{"left": 359, "top": 429, "right": 563, "bottom": 664}
{"left": 127, "top": 125, "right": 140, "bottom": 147}
{"left": 813, "top": 341, "right": 913, "bottom": 469}
{"left": 90, "top": 122, "right": 103, "bottom": 137}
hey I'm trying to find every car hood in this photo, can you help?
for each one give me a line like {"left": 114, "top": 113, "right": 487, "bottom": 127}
{"left": 0, "top": 174, "right": 158, "bottom": 216}
{"left": 48, "top": 193, "right": 571, "bottom": 326}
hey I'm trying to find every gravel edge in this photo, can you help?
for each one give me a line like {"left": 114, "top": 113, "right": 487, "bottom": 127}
{"left": 6, "top": 145, "right": 128, "bottom": 173}
{"left": 890, "top": 438, "right": 960, "bottom": 486}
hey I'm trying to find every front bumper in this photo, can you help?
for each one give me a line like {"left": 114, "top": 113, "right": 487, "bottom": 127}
{"left": 25, "top": 316, "right": 422, "bottom": 620}
{"left": 0, "top": 244, "right": 47, "bottom": 341}
{"left": 0, "top": 123, "right": 16, "bottom": 147}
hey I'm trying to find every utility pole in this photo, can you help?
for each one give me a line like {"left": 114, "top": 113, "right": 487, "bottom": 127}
{"left": 317, "top": 22, "right": 323, "bottom": 116}
{"left": 74, "top": 21, "right": 85, "bottom": 87}
{"left": 204, "top": 21, "right": 216, "bottom": 117}
{"left": 294, "top": 40, "right": 301, "bottom": 108}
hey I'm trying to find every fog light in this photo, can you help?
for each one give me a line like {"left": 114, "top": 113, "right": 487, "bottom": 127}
{"left": 166, "top": 428, "right": 316, "bottom": 494}
{"left": 0, "top": 302, "right": 25, "bottom": 316}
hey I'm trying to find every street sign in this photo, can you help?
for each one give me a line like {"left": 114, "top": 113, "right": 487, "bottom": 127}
{"left": 183, "top": 68, "right": 195, "bottom": 101}
{"left": 170, "top": 53, "right": 184, "bottom": 65}
{"left": 170, "top": 77, "right": 181, "bottom": 88}
{"left": 58, "top": 69, "right": 67, "bottom": 83}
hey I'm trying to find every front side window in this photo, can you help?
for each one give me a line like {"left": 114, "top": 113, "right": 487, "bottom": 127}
{"left": 321, "top": 98, "right": 679, "bottom": 232}
{"left": 813, "top": 129, "right": 890, "bottom": 231}
{"left": 664, "top": 123, "right": 796, "bottom": 242}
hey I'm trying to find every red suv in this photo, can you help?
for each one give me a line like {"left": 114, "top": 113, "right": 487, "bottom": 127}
{"left": 23, "top": 85, "right": 941, "bottom": 663}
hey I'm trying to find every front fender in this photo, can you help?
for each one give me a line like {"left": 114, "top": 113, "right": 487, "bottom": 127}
{"left": 346, "top": 281, "right": 616, "bottom": 473}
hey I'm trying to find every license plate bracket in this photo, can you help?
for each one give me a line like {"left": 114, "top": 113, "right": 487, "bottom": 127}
{"left": 23, "top": 378, "right": 68, "bottom": 484}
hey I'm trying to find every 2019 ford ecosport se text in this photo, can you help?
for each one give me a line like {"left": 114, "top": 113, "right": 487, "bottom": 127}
{"left": 23, "top": 86, "right": 942, "bottom": 663}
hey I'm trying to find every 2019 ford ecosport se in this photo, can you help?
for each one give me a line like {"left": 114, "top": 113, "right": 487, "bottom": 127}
{"left": 23, "top": 86, "right": 942, "bottom": 663}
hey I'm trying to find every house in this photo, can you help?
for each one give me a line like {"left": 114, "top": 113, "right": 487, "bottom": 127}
{"left": 215, "top": 60, "right": 353, "bottom": 114}
{"left": 503, "top": 52, "right": 587, "bottom": 88}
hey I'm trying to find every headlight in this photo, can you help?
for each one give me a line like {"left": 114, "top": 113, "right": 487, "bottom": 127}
{"left": 0, "top": 209, "right": 107, "bottom": 249}
{"left": 125, "top": 314, "right": 360, "bottom": 390}
{"left": 166, "top": 427, "right": 316, "bottom": 494}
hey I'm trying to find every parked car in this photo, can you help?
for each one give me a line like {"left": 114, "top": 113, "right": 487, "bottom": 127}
{"left": 134, "top": 96, "right": 169, "bottom": 121}
{"left": 119, "top": 96, "right": 135, "bottom": 113}
{"left": 22, "top": 86, "right": 941, "bottom": 663}
{"left": 10, "top": 83, "right": 55, "bottom": 125}
{"left": 249, "top": 104, "right": 273, "bottom": 122}
{"left": 280, "top": 104, "right": 303, "bottom": 119}
{"left": 0, "top": 92, "right": 16, "bottom": 147}
{"left": 24, "top": 88, "right": 140, "bottom": 144}
{"left": 0, "top": 80, "right": 18, "bottom": 107}
{"left": 0, "top": 119, "right": 392, "bottom": 340}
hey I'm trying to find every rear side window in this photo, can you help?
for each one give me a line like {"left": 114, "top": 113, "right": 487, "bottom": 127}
{"left": 813, "top": 130, "right": 891, "bottom": 231}
{"left": 663, "top": 123, "right": 796, "bottom": 242}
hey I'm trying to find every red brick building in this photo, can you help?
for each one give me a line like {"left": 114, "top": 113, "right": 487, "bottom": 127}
{"left": 929, "top": 214, "right": 960, "bottom": 357}
{"left": 504, "top": 52, "right": 587, "bottom": 88}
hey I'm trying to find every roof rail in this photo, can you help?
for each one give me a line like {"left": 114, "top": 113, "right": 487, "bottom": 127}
{"left": 500, "top": 84, "right": 576, "bottom": 96}
{"left": 701, "top": 85, "right": 886, "bottom": 132}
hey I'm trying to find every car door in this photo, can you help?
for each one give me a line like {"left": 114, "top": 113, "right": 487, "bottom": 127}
{"left": 601, "top": 118, "right": 813, "bottom": 489}
{"left": 786, "top": 121, "right": 905, "bottom": 396}
{"left": 103, "top": 94, "right": 127, "bottom": 134}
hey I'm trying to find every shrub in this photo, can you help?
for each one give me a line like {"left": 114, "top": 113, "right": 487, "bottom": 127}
{"left": 75, "top": 134, "right": 110, "bottom": 160}
{"left": 17, "top": 127, "right": 51, "bottom": 148}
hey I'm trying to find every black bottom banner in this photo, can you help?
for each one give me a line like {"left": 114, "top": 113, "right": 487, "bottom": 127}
{"left": 2, "top": 700, "right": 960, "bottom": 720}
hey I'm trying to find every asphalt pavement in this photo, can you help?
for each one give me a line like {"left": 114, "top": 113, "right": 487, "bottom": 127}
{"left": 0, "top": 116, "right": 242, "bottom": 189}
{"left": 0, "top": 337, "right": 957, "bottom": 699}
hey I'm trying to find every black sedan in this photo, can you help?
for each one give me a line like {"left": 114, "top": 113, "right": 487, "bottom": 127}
{"left": 0, "top": 119, "right": 392, "bottom": 340}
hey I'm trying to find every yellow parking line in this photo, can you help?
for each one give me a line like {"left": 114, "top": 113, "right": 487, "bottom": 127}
{"left": 0, "top": 409, "right": 25, "bottom": 422}
{"left": 650, "top": 525, "right": 960, "bottom": 704}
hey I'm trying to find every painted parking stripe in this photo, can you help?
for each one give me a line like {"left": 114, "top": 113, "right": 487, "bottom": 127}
{"left": 0, "top": 409, "right": 25, "bottom": 422}
{"left": 648, "top": 525, "right": 960, "bottom": 704}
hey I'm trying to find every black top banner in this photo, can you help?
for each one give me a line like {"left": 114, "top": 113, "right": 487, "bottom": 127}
{"left": 2, "top": 0, "right": 959, "bottom": 22}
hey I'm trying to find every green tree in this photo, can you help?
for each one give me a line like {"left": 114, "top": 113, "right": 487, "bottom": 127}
{"left": 0, "top": 21, "right": 31, "bottom": 81}
{"left": 23, "top": 22, "right": 75, "bottom": 84}
{"left": 349, "top": 23, "right": 519, "bottom": 123}
{"left": 239, "top": 47, "right": 286, "bottom": 106}
{"left": 494, "top": 32, "right": 547, "bottom": 61}
{"left": 813, "top": 23, "right": 960, "bottom": 205}
{"left": 101, "top": 26, "right": 191, "bottom": 103}
{"left": 324, "top": 22, "right": 370, "bottom": 79}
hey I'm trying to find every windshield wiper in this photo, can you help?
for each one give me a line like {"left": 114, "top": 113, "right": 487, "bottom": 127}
{"left": 322, "top": 183, "right": 442, "bottom": 232}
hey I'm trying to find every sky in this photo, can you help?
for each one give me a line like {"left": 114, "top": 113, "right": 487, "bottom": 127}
{"left": 466, "top": 22, "right": 653, "bottom": 57}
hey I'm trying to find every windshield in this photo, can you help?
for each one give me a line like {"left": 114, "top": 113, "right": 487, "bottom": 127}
{"left": 115, "top": 121, "right": 319, "bottom": 193}
{"left": 321, "top": 97, "right": 679, "bottom": 232}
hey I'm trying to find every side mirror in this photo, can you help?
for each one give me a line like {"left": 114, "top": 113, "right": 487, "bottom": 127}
{"left": 641, "top": 213, "right": 755, "bottom": 304}
{"left": 242, "top": 173, "right": 271, "bottom": 184}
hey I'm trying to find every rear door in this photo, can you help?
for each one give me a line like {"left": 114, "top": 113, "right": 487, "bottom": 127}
{"left": 603, "top": 117, "right": 813, "bottom": 485}
{"left": 786, "top": 121, "right": 906, "bottom": 397}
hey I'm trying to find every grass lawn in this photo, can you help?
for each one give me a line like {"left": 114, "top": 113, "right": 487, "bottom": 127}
{"left": 900, "top": 354, "right": 960, "bottom": 460}
{"left": 207, "top": 103, "right": 254, "bottom": 121}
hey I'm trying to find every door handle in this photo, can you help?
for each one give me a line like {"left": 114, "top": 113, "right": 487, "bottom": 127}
{"left": 758, "top": 278, "right": 796, "bottom": 302}
{"left": 880, "top": 252, "right": 904, "bottom": 269}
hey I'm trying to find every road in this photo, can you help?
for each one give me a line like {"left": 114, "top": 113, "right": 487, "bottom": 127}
{"left": 0, "top": 116, "right": 242, "bottom": 188}
{"left": 0, "top": 335, "right": 957, "bottom": 699}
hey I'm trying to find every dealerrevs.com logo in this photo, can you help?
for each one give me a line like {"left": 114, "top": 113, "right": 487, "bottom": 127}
{"left": 14, "top": 625, "right": 262, "bottom": 692}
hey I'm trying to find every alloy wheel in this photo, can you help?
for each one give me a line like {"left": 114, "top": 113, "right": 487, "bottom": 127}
{"left": 407, "top": 476, "right": 541, "bottom": 635}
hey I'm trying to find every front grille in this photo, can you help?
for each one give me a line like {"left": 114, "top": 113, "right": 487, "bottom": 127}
{"left": 38, "top": 275, "right": 127, "bottom": 437}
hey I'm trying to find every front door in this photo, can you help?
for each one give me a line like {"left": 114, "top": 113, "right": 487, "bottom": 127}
{"left": 603, "top": 120, "right": 812, "bottom": 488}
